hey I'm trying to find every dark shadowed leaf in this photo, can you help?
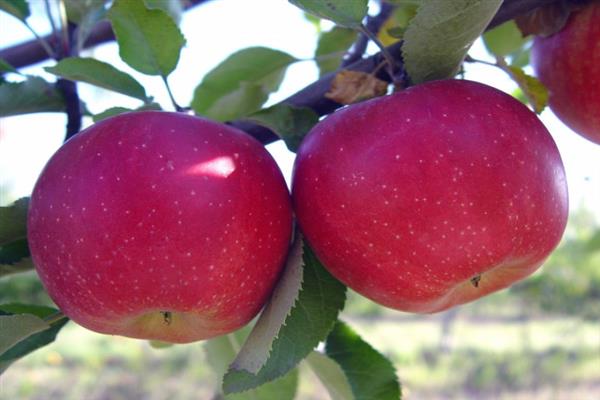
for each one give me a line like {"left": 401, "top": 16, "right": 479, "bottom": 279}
{"left": 244, "top": 104, "right": 319, "bottom": 152}
{"left": 305, "top": 351, "right": 354, "bottom": 400}
{"left": 326, "top": 321, "right": 401, "bottom": 400}
{"left": 0, "top": 0, "right": 30, "bottom": 21}
{"left": 289, "top": 0, "right": 368, "bottom": 29}
{"left": 191, "top": 47, "right": 297, "bottom": 122}
{"left": 0, "top": 77, "right": 64, "bottom": 117}
{"left": 403, "top": 0, "right": 502, "bottom": 84}
{"left": 108, "top": 0, "right": 185, "bottom": 76}
{"left": 45, "top": 57, "right": 149, "bottom": 101}
{"left": 315, "top": 26, "right": 358, "bottom": 76}
{"left": 222, "top": 239, "right": 347, "bottom": 394}
{"left": 92, "top": 102, "right": 162, "bottom": 122}
{"left": 0, "top": 304, "right": 69, "bottom": 374}
{"left": 0, "top": 58, "right": 18, "bottom": 74}
{"left": 0, "top": 239, "right": 33, "bottom": 278}
{"left": 0, "top": 198, "right": 29, "bottom": 246}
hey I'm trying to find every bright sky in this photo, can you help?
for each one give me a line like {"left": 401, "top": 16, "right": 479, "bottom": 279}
{"left": 1, "top": 0, "right": 599, "bottom": 222}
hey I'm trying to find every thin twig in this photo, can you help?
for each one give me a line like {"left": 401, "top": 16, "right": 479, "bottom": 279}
{"left": 162, "top": 75, "right": 183, "bottom": 112}
{"left": 359, "top": 24, "right": 397, "bottom": 80}
{"left": 24, "top": 22, "right": 56, "bottom": 59}
{"left": 44, "top": 0, "right": 60, "bottom": 54}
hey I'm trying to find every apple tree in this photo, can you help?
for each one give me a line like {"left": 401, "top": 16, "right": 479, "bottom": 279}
{"left": 0, "top": 0, "right": 595, "bottom": 398}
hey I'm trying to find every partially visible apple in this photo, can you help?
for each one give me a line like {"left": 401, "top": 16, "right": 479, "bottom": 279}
{"left": 292, "top": 79, "right": 568, "bottom": 313}
{"left": 28, "top": 111, "right": 293, "bottom": 343}
{"left": 531, "top": 2, "right": 600, "bottom": 144}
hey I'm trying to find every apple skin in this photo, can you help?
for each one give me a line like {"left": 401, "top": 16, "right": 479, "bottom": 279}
{"left": 292, "top": 79, "right": 568, "bottom": 313}
{"left": 28, "top": 111, "right": 292, "bottom": 343}
{"left": 531, "top": 2, "right": 600, "bottom": 144}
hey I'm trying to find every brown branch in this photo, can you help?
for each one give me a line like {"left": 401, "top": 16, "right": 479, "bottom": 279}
{"left": 0, "top": 0, "right": 214, "bottom": 69}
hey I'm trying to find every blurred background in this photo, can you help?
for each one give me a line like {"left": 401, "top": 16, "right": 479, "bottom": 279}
{"left": 1, "top": 1, "right": 599, "bottom": 399}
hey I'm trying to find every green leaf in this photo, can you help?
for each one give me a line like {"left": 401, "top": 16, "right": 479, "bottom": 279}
{"left": 0, "top": 0, "right": 30, "bottom": 21}
{"left": 149, "top": 340, "right": 173, "bottom": 349}
{"left": 0, "top": 314, "right": 49, "bottom": 356}
{"left": 503, "top": 62, "right": 548, "bottom": 114}
{"left": 0, "top": 304, "right": 69, "bottom": 374}
{"left": 144, "top": 0, "right": 182, "bottom": 24}
{"left": 289, "top": 0, "right": 368, "bottom": 29}
{"left": 402, "top": 0, "right": 503, "bottom": 84}
{"left": 586, "top": 230, "right": 600, "bottom": 253}
{"left": 223, "top": 239, "right": 347, "bottom": 394}
{"left": 45, "top": 57, "right": 149, "bottom": 101}
{"left": 191, "top": 47, "right": 297, "bottom": 122}
{"left": 483, "top": 20, "right": 529, "bottom": 57}
{"left": 244, "top": 104, "right": 319, "bottom": 152}
{"left": 92, "top": 102, "right": 162, "bottom": 122}
{"left": 205, "top": 327, "right": 298, "bottom": 400}
{"left": 315, "top": 26, "right": 358, "bottom": 77}
{"left": 305, "top": 351, "right": 354, "bottom": 400}
{"left": 0, "top": 58, "right": 18, "bottom": 74}
{"left": 107, "top": 0, "right": 185, "bottom": 76}
{"left": 0, "top": 76, "right": 64, "bottom": 117}
{"left": 0, "top": 198, "right": 29, "bottom": 246}
{"left": 326, "top": 321, "right": 401, "bottom": 400}
{"left": 63, "top": 0, "right": 107, "bottom": 53}
{"left": 0, "top": 239, "right": 33, "bottom": 278}
{"left": 63, "top": 0, "right": 105, "bottom": 23}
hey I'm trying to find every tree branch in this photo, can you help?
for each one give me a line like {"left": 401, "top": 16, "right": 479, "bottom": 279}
{"left": 0, "top": 0, "right": 214, "bottom": 69}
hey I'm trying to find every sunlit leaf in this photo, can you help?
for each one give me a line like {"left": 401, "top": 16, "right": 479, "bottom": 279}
{"left": 108, "top": 0, "right": 185, "bottom": 76}
{"left": 403, "top": 0, "right": 503, "bottom": 84}
{"left": 289, "top": 0, "right": 368, "bottom": 29}
{"left": 315, "top": 26, "right": 358, "bottom": 77}
{"left": 45, "top": 57, "right": 149, "bottom": 101}
{"left": 191, "top": 47, "right": 297, "bottom": 122}
{"left": 484, "top": 20, "right": 529, "bottom": 57}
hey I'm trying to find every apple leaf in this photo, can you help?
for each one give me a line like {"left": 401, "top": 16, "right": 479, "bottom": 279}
{"left": 402, "top": 0, "right": 502, "bottom": 84}
{"left": 205, "top": 327, "right": 299, "bottom": 400}
{"left": 107, "top": 0, "right": 185, "bottom": 76}
{"left": 483, "top": 20, "right": 530, "bottom": 57}
{"left": 0, "top": 304, "right": 69, "bottom": 374}
{"left": 45, "top": 57, "right": 150, "bottom": 101}
{"left": 143, "top": 0, "right": 183, "bottom": 24}
{"left": 325, "top": 321, "right": 402, "bottom": 400}
{"left": 244, "top": 104, "right": 319, "bottom": 152}
{"left": 0, "top": 239, "right": 33, "bottom": 278}
{"left": 0, "top": 198, "right": 29, "bottom": 246}
{"left": 377, "top": 3, "right": 419, "bottom": 46}
{"left": 63, "top": 0, "right": 106, "bottom": 53}
{"left": 315, "top": 26, "right": 358, "bottom": 77}
{"left": 222, "top": 239, "right": 347, "bottom": 394}
{"left": 191, "top": 47, "right": 298, "bottom": 122}
{"left": 0, "top": 58, "right": 18, "bottom": 74}
{"left": 495, "top": 57, "right": 548, "bottom": 114}
{"left": 289, "top": 0, "right": 368, "bottom": 29}
{"left": 92, "top": 102, "right": 162, "bottom": 122}
{"left": 0, "top": 76, "right": 65, "bottom": 117}
{"left": 0, "top": 0, "right": 30, "bottom": 21}
{"left": 304, "top": 351, "right": 354, "bottom": 400}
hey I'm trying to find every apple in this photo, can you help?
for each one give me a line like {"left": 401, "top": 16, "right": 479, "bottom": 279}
{"left": 292, "top": 79, "right": 568, "bottom": 313}
{"left": 531, "top": 2, "right": 600, "bottom": 144}
{"left": 28, "top": 111, "right": 293, "bottom": 343}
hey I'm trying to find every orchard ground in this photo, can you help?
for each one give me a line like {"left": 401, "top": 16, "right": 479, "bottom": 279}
{"left": 0, "top": 290, "right": 598, "bottom": 400}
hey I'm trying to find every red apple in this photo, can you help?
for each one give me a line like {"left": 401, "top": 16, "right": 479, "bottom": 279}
{"left": 292, "top": 79, "right": 568, "bottom": 313}
{"left": 28, "top": 111, "right": 292, "bottom": 343}
{"left": 531, "top": 2, "right": 600, "bottom": 144}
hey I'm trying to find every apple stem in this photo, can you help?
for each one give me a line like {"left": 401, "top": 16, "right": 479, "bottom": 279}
{"left": 470, "top": 275, "right": 482, "bottom": 288}
{"left": 161, "top": 311, "right": 173, "bottom": 325}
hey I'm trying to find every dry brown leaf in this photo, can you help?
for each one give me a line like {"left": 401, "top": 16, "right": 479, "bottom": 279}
{"left": 325, "top": 70, "right": 389, "bottom": 105}
{"left": 515, "top": 2, "right": 572, "bottom": 38}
